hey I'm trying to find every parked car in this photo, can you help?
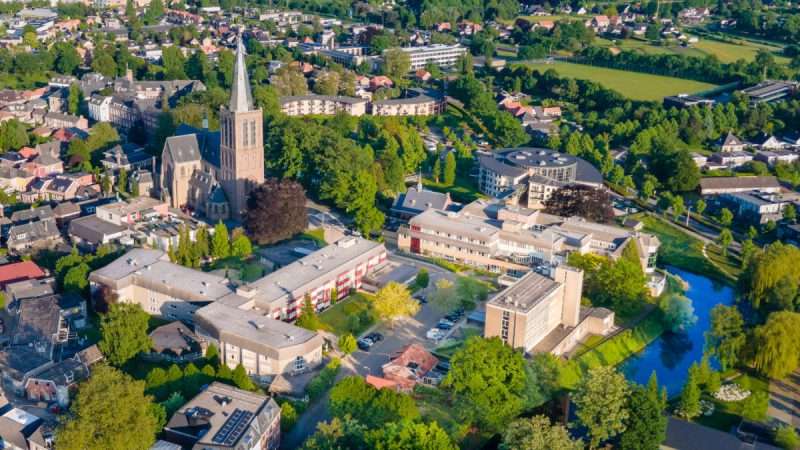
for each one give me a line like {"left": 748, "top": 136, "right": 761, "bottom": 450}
{"left": 366, "top": 332, "right": 383, "bottom": 342}
{"left": 414, "top": 295, "right": 428, "bottom": 304}
{"left": 426, "top": 328, "right": 445, "bottom": 340}
{"left": 436, "top": 321, "right": 453, "bottom": 331}
{"left": 357, "top": 337, "right": 374, "bottom": 351}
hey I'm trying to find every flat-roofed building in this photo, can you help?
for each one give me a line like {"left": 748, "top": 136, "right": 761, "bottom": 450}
{"left": 164, "top": 382, "right": 280, "bottom": 450}
{"left": 247, "top": 237, "right": 387, "bottom": 320}
{"left": 88, "top": 248, "right": 231, "bottom": 323}
{"left": 663, "top": 93, "right": 715, "bottom": 109}
{"left": 389, "top": 44, "right": 467, "bottom": 71}
{"left": 741, "top": 80, "right": 798, "bottom": 104}
{"left": 370, "top": 89, "right": 445, "bottom": 116}
{"left": 398, "top": 199, "right": 659, "bottom": 277}
{"left": 699, "top": 176, "right": 781, "bottom": 195}
{"left": 484, "top": 266, "right": 615, "bottom": 355}
{"left": 279, "top": 95, "right": 368, "bottom": 116}
{"left": 194, "top": 302, "right": 324, "bottom": 376}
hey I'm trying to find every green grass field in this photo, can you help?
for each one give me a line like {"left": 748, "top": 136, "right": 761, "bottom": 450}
{"left": 518, "top": 61, "right": 717, "bottom": 100}
{"left": 318, "top": 293, "right": 376, "bottom": 336}
{"left": 692, "top": 38, "right": 790, "bottom": 64}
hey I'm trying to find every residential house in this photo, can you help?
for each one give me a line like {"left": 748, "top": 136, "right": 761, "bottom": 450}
{"left": 755, "top": 150, "right": 799, "bottom": 166}
{"left": 719, "top": 132, "right": 747, "bottom": 152}
{"left": 163, "top": 382, "right": 280, "bottom": 450}
{"left": 380, "top": 344, "right": 439, "bottom": 391}
{"left": 390, "top": 184, "right": 456, "bottom": 219}
{"left": 0, "top": 261, "right": 46, "bottom": 289}
{"left": 6, "top": 206, "right": 64, "bottom": 254}
{"left": 709, "top": 151, "right": 753, "bottom": 168}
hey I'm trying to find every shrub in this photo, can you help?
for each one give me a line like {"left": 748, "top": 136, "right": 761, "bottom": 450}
{"left": 776, "top": 425, "right": 799, "bottom": 450}
{"left": 338, "top": 334, "right": 357, "bottom": 354}
{"left": 306, "top": 358, "right": 341, "bottom": 401}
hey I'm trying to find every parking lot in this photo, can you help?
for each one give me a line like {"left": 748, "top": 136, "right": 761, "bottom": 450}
{"left": 340, "top": 254, "right": 462, "bottom": 377}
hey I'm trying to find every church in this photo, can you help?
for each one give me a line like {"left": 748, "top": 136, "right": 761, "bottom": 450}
{"left": 160, "top": 38, "right": 265, "bottom": 221}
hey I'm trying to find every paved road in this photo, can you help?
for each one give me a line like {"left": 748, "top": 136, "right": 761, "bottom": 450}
{"left": 768, "top": 370, "right": 800, "bottom": 429}
{"left": 281, "top": 257, "right": 458, "bottom": 449}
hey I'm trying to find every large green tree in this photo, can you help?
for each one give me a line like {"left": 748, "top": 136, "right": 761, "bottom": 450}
{"left": 742, "top": 242, "right": 800, "bottom": 311}
{"left": 500, "top": 415, "right": 582, "bottom": 450}
{"left": 372, "top": 282, "right": 420, "bottom": 328}
{"left": 620, "top": 373, "right": 668, "bottom": 450}
{"left": 706, "top": 305, "right": 746, "bottom": 371}
{"left": 329, "top": 376, "right": 419, "bottom": 429}
{"left": 752, "top": 311, "right": 800, "bottom": 379}
{"left": 98, "top": 303, "right": 152, "bottom": 366}
{"left": 55, "top": 366, "right": 161, "bottom": 450}
{"left": 573, "top": 366, "right": 630, "bottom": 449}
{"left": 443, "top": 337, "right": 527, "bottom": 432}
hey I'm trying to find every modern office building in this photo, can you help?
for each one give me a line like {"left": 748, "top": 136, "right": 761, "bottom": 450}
{"left": 741, "top": 80, "right": 798, "bottom": 104}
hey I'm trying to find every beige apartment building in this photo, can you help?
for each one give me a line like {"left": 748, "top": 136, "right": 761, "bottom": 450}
{"left": 280, "top": 95, "right": 368, "bottom": 116}
{"left": 397, "top": 199, "right": 659, "bottom": 276}
{"left": 194, "top": 302, "right": 324, "bottom": 377}
{"left": 484, "top": 266, "right": 615, "bottom": 355}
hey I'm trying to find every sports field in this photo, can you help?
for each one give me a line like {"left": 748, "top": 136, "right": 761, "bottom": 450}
{"left": 595, "top": 36, "right": 789, "bottom": 64}
{"left": 519, "top": 61, "right": 718, "bottom": 101}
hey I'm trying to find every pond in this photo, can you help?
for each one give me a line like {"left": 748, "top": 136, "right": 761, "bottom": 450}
{"left": 620, "top": 267, "right": 736, "bottom": 397}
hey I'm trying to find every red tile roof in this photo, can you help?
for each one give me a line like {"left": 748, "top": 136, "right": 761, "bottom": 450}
{"left": 365, "top": 375, "right": 399, "bottom": 391}
{"left": 0, "top": 261, "right": 46, "bottom": 287}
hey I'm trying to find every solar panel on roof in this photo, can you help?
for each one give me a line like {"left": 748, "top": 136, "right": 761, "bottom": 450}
{"left": 211, "top": 408, "right": 254, "bottom": 446}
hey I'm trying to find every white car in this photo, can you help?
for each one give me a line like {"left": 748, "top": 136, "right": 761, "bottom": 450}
{"left": 427, "top": 328, "right": 445, "bottom": 341}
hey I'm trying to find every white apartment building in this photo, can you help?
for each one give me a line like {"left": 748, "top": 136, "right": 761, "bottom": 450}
{"left": 390, "top": 44, "right": 468, "bottom": 71}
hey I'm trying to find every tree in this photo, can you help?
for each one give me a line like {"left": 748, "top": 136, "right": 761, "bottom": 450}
{"left": 695, "top": 199, "right": 707, "bottom": 215}
{"left": 677, "top": 363, "right": 701, "bottom": 419}
{"left": 784, "top": 203, "right": 797, "bottom": 223}
{"left": 338, "top": 334, "right": 357, "bottom": 354}
{"left": 230, "top": 233, "right": 252, "bottom": 258}
{"left": 68, "top": 83, "right": 82, "bottom": 115}
{"left": 205, "top": 342, "right": 219, "bottom": 365}
{"left": 500, "top": 415, "right": 582, "bottom": 450}
{"left": 98, "top": 303, "right": 152, "bottom": 366}
{"left": 443, "top": 337, "right": 526, "bottom": 432}
{"left": 573, "top": 366, "right": 630, "bottom": 449}
{"left": 544, "top": 184, "right": 614, "bottom": 223}
{"left": 64, "top": 263, "right": 90, "bottom": 294}
{"left": 752, "top": 312, "right": 800, "bottom": 379}
{"left": 329, "top": 376, "right": 419, "bottom": 428}
{"left": 231, "top": 364, "right": 256, "bottom": 391}
{"left": 372, "top": 282, "right": 420, "bottom": 328}
{"left": 55, "top": 366, "right": 161, "bottom": 450}
{"left": 370, "top": 420, "right": 457, "bottom": 450}
{"left": 244, "top": 178, "right": 308, "bottom": 245}
{"left": 161, "top": 392, "right": 185, "bottom": 418}
{"left": 742, "top": 242, "right": 800, "bottom": 311}
{"left": 432, "top": 156, "right": 442, "bottom": 183}
{"left": 706, "top": 305, "right": 745, "bottom": 371}
{"left": 303, "top": 416, "right": 369, "bottom": 449}
{"left": 719, "top": 208, "right": 734, "bottom": 227}
{"left": 295, "top": 295, "right": 324, "bottom": 331}
{"left": 620, "top": 373, "right": 667, "bottom": 450}
{"left": 382, "top": 48, "right": 411, "bottom": 84}
{"left": 717, "top": 228, "right": 733, "bottom": 256}
{"left": 741, "top": 391, "right": 769, "bottom": 422}
{"left": 211, "top": 221, "right": 230, "bottom": 259}
{"left": 660, "top": 294, "right": 698, "bottom": 333}
{"left": 775, "top": 425, "right": 800, "bottom": 450}
{"left": 117, "top": 168, "right": 128, "bottom": 195}
{"left": 442, "top": 152, "right": 456, "bottom": 186}
{"left": 415, "top": 268, "right": 429, "bottom": 289}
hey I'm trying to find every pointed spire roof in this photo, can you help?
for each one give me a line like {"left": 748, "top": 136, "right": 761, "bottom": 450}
{"left": 229, "top": 36, "right": 253, "bottom": 112}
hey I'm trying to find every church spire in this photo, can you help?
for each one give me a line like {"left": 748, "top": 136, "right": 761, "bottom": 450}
{"left": 229, "top": 35, "right": 254, "bottom": 112}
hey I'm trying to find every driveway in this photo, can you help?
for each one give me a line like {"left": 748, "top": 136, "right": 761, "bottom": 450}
{"left": 768, "top": 370, "right": 800, "bottom": 428}
{"left": 281, "top": 257, "right": 460, "bottom": 448}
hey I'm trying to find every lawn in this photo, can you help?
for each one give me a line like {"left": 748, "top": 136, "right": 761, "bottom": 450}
{"left": 423, "top": 171, "right": 485, "bottom": 204}
{"left": 637, "top": 214, "right": 733, "bottom": 284}
{"left": 692, "top": 39, "right": 787, "bottom": 64}
{"left": 705, "top": 243, "right": 743, "bottom": 280}
{"left": 517, "top": 61, "right": 718, "bottom": 101}
{"left": 559, "top": 311, "right": 666, "bottom": 389}
{"left": 696, "top": 374, "right": 770, "bottom": 432}
{"left": 318, "top": 293, "right": 376, "bottom": 337}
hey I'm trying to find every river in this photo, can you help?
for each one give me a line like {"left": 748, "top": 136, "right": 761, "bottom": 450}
{"left": 620, "top": 267, "right": 736, "bottom": 397}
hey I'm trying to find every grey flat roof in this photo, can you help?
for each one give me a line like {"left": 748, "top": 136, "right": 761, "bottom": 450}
{"left": 195, "top": 302, "right": 318, "bottom": 350}
{"left": 248, "top": 237, "right": 383, "bottom": 305}
{"left": 488, "top": 271, "right": 561, "bottom": 314}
